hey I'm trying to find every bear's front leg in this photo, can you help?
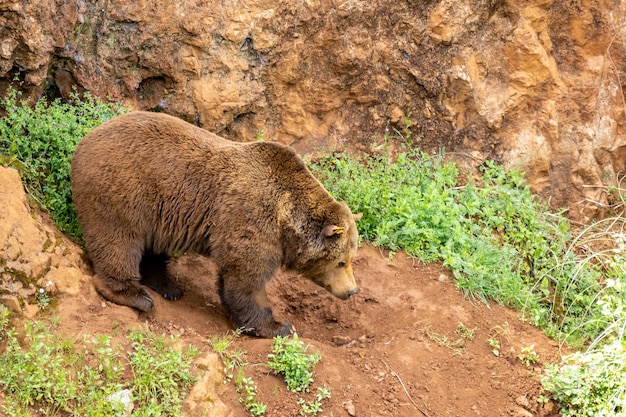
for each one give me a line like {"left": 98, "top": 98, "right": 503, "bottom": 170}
{"left": 218, "top": 274, "right": 291, "bottom": 338}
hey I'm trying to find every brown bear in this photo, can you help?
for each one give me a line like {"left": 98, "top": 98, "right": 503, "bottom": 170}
{"left": 71, "top": 111, "right": 360, "bottom": 337}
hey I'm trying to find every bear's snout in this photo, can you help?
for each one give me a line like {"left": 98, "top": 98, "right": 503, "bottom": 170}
{"left": 340, "top": 287, "right": 359, "bottom": 300}
{"left": 316, "top": 264, "right": 360, "bottom": 300}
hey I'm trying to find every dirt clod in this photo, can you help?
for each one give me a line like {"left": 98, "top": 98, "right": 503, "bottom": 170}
{"left": 343, "top": 400, "right": 356, "bottom": 416}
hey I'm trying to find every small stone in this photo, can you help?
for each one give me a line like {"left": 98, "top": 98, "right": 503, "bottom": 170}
{"left": 107, "top": 389, "right": 134, "bottom": 416}
{"left": 0, "top": 295, "right": 21, "bottom": 313}
{"left": 0, "top": 39, "right": 16, "bottom": 59}
{"left": 333, "top": 335, "right": 352, "bottom": 346}
{"left": 541, "top": 400, "right": 555, "bottom": 414}
{"left": 515, "top": 395, "right": 531, "bottom": 409}
{"left": 390, "top": 106, "right": 404, "bottom": 124}
{"left": 195, "top": 352, "right": 222, "bottom": 371}
{"left": 343, "top": 399, "right": 356, "bottom": 416}
{"left": 512, "top": 406, "right": 533, "bottom": 417}
{"left": 185, "top": 353, "right": 231, "bottom": 416}
{"left": 45, "top": 266, "right": 87, "bottom": 296}
{"left": 22, "top": 303, "right": 39, "bottom": 318}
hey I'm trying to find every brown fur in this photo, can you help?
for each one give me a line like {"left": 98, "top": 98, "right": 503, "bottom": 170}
{"left": 71, "top": 111, "right": 360, "bottom": 337}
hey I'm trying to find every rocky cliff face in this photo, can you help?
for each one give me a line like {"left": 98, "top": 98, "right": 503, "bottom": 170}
{"left": 1, "top": 0, "right": 625, "bottom": 219}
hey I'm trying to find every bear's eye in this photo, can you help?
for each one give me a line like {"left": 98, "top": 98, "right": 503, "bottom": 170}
{"left": 338, "top": 262, "right": 346, "bottom": 268}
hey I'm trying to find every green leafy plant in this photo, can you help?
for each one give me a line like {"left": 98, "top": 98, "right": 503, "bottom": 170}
{"left": 488, "top": 338, "right": 501, "bottom": 357}
{"left": 210, "top": 329, "right": 241, "bottom": 355}
{"left": 539, "top": 219, "right": 626, "bottom": 415}
{"left": 518, "top": 345, "right": 539, "bottom": 367}
{"left": 236, "top": 376, "right": 267, "bottom": 417}
{"left": 267, "top": 333, "right": 320, "bottom": 393}
{"left": 0, "top": 86, "right": 125, "bottom": 240}
{"left": 127, "top": 330, "right": 198, "bottom": 414}
{"left": 537, "top": 394, "right": 550, "bottom": 404}
{"left": 211, "top": 332, "right": 329, "bottom": 416}
{"left": 298, "top": 386, "right": 331, "bottom": 416}
{"left": 0, "top": 318, "right": 198, "bottom": 416}
{"left": 210, "top": 330, "right": 267, "bottom": 416}
{"left": 426, "top": 328, "right": 466, "bottom": 356}
{"left": 455, "top": 322, "right": 477, "bottom": 341}
{"left": 487, "top": 323, "right": 509, "bottom": 357}
{"left": 35, "top": 288, "right": 50, "bottom": 310}
{"left": 210, "top": 329, "right": 248, "bottom": 382}
{"left": 541, "top": 339, "right": 626, "bottom": 417}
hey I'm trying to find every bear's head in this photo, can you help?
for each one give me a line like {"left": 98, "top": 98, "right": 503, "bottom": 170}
{"left": 299, "top": 207, "right": 362, "bottom": 300}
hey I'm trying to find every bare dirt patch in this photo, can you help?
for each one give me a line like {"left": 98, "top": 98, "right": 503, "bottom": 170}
{"left": 47, "top": 244, "right": 561, "bottom": 417}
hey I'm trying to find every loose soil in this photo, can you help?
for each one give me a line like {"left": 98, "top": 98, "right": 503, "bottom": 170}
{"left": 50, "top": 244, "right": 561, "bottom": 417}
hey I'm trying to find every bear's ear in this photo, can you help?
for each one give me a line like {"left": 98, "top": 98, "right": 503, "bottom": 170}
{"left": 323, "top": 225, "right": 344, "bottom": 237}
{"left": 354, "top": 212, "right": 363, "bottom": 221}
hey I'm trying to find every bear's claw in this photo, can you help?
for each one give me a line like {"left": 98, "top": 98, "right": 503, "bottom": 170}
{"left": 244, "top": 322, "right": 292, "bottom": 338}
{"left": 93, "top": 275, "right": 154, "bottom": 312}
{"left": 155, "top": 284, "right": 183, "bottom": 301}
{"left": 131, "top": 289, "right": 155, "bottom": 312}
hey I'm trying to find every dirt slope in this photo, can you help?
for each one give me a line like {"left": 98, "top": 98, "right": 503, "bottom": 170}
{"left": 54, "top": 245, "right": 561, "bottom": 417}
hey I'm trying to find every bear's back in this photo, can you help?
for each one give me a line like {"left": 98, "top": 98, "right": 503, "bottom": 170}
{"left": 71, "top": 111, "right": 236, "bottom": 210}
{"left": 75, "top": 111, "right": 233, "bottom": 156}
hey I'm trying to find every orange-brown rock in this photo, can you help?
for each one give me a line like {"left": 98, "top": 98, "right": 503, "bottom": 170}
{"left": 0, "top": 167, "right": 89, "bottom": 314}
{"left": 1, "top": 0, "right": 625, "bottom": 220}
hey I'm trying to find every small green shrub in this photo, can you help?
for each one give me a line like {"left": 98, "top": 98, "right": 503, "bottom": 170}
{"left": 0, "top": 321, "right": 124, "bottom": 416}
{"left": 237, "top": 376, "right": 267, "bottom": 417}
{"left": 542, "top": 339, "right": 626, "bottom": 416}
{"left": 0, "top": 86, "right": 125, "bottom": 240}
{"left": 541, "top": 240, "right": 626, "bottom": 416}
{"left": 127, "top": 330, "right": 198, "bottom": 415}
{"left": 267, "top": 333, "right": 320, "bottom": 393}
{"left": 455, "top": 322, "right": 476, "bottom": 341}
{"left": 210, "top": 330, "right": 267, "bottom": 416}
{"left": 298, "top": 386, "right": 331, "bottom": 416}
{"left": 518, "top": 345, "right": 539, "bottom": 367}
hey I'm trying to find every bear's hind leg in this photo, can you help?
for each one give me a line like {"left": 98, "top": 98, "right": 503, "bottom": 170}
{"left": 139, "top": 251, "right": 183, "bottom": 301}
{"left": 88, "top": 237, "right": 153, "bottom": 311}
{"left": 218, "top": 274, "right": 291, "bottom": 338}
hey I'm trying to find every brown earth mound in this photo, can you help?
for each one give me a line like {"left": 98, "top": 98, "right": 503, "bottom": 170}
{"left": 55, "top": 246, "right": 561, "bottom": 417}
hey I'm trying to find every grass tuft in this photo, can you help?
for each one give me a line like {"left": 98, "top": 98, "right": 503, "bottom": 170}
{"left": 267, "top": 333, "right": 320, "bottom": 393}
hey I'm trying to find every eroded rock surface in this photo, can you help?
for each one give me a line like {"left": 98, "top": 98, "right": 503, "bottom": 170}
{"left": 1, "top": 0, "right": 625, "bottom": 219}
{"left": 0, "top": 166, "right": 87, "bottom": 313}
